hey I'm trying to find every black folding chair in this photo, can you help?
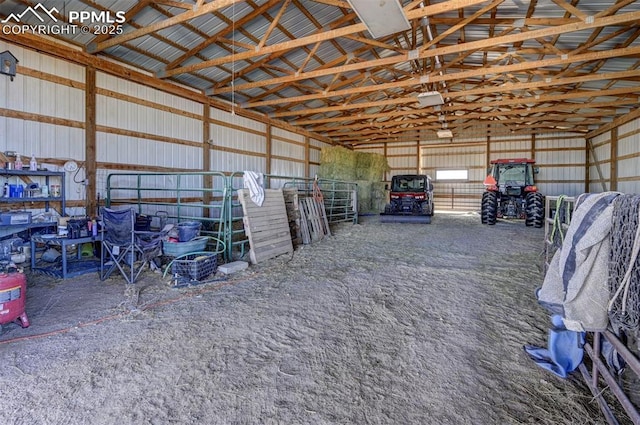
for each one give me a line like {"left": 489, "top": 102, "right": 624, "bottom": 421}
{"left": 99, "top": 207, "right": 165, "bottom": 284}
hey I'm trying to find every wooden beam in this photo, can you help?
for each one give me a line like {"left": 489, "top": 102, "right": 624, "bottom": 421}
{"left": 0, "top": 32, "right": 333, "bottom": 144}
{"left": 165, "top": 0, "right": 282, "bottom": 70}
{"left": 159, "top": 0, "right": 492, "bottom": 78}
{"left": 585, "top": 104, "right": 640, "bottom": 139}
{"left": 304, "top": 135, "right": 310, "bottom": 178}
{"left": 266, "top": 123, "right": 272, "bottom": 175}
{"left": 610, "top": 126, "right": 618, "bottom": 191}
{"left": 86, "top": 66, "right": 97, "bottom": 216}
{"left": 87, "top": 0, "right": 245, "bottom": 53}
{"left": 245, "top": 67, "right": 640, "bottom": 109}
{"left": 587, "top": 138, "right": 608, "bottom": 192}
{"left": 551, "top": 0, "right": 588, "bottom": 21}
{"left": 271, "top": 85, "right": 640, "bottom": 119}
{"left": 585, "top": 137, "right": 590, "bottom": 193}
{"left": 217, "top": 11, "right": 640, "bottom": 96}
{"left": 203, "top": 104, "right": 213, "bottom": 205}
{"left": 257, "top": 0, "right": 291, "bottom": 50}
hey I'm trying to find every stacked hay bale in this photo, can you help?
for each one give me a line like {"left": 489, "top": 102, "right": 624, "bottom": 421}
{"left": 319, "top": 146, "right": 389, "bottom": 214}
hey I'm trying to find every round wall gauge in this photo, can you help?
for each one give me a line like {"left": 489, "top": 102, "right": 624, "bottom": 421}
{"left": 63, "top": 160, "right": 78, "bottom": 172}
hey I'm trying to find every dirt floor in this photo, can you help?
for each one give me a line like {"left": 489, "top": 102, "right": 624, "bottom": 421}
{"left": 0, "top": 212, "right": 619, "bottom": 424}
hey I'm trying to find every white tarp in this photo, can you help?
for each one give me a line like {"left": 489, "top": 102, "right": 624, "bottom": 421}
{"left": 242, "top": 171, "right": 265, "bottom": 207}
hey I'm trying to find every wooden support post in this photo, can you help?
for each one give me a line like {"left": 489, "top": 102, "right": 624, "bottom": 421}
{"left": 486, "top": 132, "right": 491, "bottom": 168}
{"left": 531, "top": 133, "right": 536, "bottom": 160}
{"left": 610, "top": 127, "right": 618, "bottom": 192}
{"left": 585, "top": 138, "right": 590, "bottom": 193}
{"left": 203, "top": 104, "right": 212, "bottom": 205}
{"left": 85, "top": 66, "right": 97, "bottom": 217}
{"left": 266, "top": 123, "right": 272, "bottom": 175}
{"left": 587, "top": 138, "right": 607, "bottom": 192}
{"left": 416, "top": 141, "right": 420, "bottom": 174}
{"left": 304, "top": 135, "right": 310, "bottom": 178}
{"left": 383, "top": 143, "right": 388, "bottom": 181}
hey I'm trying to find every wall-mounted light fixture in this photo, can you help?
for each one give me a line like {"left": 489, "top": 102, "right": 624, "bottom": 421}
{"left": 417, "top": 91, "right": 444, "bottom": 107}
{"left": 346, "top": 0, "right": 410, "bottom": 39}
{"left": 437, "top": 129, "right": 453, "bottom": 138}
{"left": 0, "top": 50, "right": 18, "bottom": 81}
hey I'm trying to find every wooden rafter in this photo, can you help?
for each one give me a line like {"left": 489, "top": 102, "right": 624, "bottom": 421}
{"left": 158, "top": 0, "right": 492, "bottom": 78}
{"left": 3, "top": 0, "right": 639, "bottom": 145}
{"left": 87, "top": 0, "right": 245, "bottom": 53}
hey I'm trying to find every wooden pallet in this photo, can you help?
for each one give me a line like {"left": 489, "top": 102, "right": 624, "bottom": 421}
{"left": 299, "top": 196, "right": 331, "bottom": 244}
{"left": 237, "top": 189, "right": 294, "bottom": 264}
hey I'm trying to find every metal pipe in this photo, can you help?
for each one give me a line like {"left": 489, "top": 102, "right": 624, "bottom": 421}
{"left": 584, "top": 342, "right": 640, "bottom": 424}
{"left": 578, "top": 363, "right": 620, "bottom": 425}
{"left": 593, "top": 331, "right": 601, "bottom": 389}
{"left": 604, "top": 329, "right": 640, "bottom": 377}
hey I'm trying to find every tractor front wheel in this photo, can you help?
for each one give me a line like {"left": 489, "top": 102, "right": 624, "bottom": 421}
{"left": 525, "top": 192, "right": 544, "bottom": 228}
{"left": 481, "top": 191, "right": 498, "bottom": 225}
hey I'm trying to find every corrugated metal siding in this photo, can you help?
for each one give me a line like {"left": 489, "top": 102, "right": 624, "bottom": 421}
{"left": 272, "top": 127, "right": 303, "bottom": 143}
{"left": 272, "top": 139, "right": 304, "bottom": 159}
{"left": 422, "top": 142, "right": 485, "bottom": 211}
{"left": 212, "top": 150, "right": 266, "bottom": 174}
{"left": 535, "top": 134, "right": 586, "bottom": 197}
{"left": 210, "top": 124, "right": 266, "bottom": 155}
{"left": 270, "top": 127, "right": 305, "bottom": 177}
{"left": 588, "top": 132, "right": 611, "bottom": 193}
{"left": 355, "top": 146, "right": 385, "bottom": 155}
{"left": 97, "top": 73, "right": 202, "bottom": 142}
{"left": 616, "top": 116, "right": 640, "bottom": 194}
{"left": 270, "top": 158, "right": 305, "bottom": 181}
{"left": 488, "top": 138, "right": 532, "bottom": 161}
{"left": 0, "top": 41, "right": 87, "bottom": 213}
{"left": 387, "top": 144, "right": 418, "bottom": 175}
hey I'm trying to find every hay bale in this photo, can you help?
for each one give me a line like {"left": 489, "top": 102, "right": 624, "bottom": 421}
{"left": 319, "top": 147, "right": 389, "bottom": 213}
{"left": 355, "top": 152, "right": 389, "bottom": 181}
{"left": 319, "top": 146, "right": 357, "bottom": 181}
{"left": 355, "top": 180, "right": 372, "bottom": 213}
{"left": 371, "top": 182, "right": 388, "bottom": 213}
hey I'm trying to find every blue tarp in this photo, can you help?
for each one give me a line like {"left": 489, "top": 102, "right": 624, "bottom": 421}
{"left": 524, "top": 315, "right": 585, "bottom": 378}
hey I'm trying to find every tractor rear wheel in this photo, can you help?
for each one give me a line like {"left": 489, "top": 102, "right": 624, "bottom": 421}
{"left": 525, "top": 192, "right": 544, "bottom": 228}
{"left": 481, "top": 191, "right": 498, "bottom": 225}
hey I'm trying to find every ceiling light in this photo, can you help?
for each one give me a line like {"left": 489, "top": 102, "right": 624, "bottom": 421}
{"left": 417, "top": 91, "right": 444, "bottom": 107}
{"left": 347, "top": 0, "right": 410, "bottom": 39}
{"left": 437, "top": 129, "right": 453, "bottom": 138}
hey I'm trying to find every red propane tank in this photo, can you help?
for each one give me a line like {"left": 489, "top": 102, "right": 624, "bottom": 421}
{"left": 0, "top": 271, "right": 30, "bottom": 328}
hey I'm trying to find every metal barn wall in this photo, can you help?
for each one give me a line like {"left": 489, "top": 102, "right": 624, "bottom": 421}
{"left": 617, "top": 118, "right": 640, "bottom": 194}
{"left": 209, "top": 107, "right": 266, "bottom": 174}
{"left": 271, "top": 127, "right": 305, "bottom": 180}
{"left": 0, "top": 41, "right": 335, "bottom": 219}
{"left": 97, "top": 71, "right": 205, "bottom": 202}
{"left": 588, "top": 132, "right": 611, "bottom": 193}
{"left": 0, "top": 41, "right": 88, "bottom": 216}
{"left": 421, "top": 138, "right": 486, "bottom": 212}
{"left": 386, "top": 143, "right": 420, "bottom": 176}
{"left": 309, "top": 138, "right": 331, "bottom": 178}
{"left": 588, "top": 116, "right": 640, "bottom": 195}
{"left": 534, "top": 134, "right": 586, "bottom": 197}
{"left": 420, "top": 133, "right": 587, "bottom": 212}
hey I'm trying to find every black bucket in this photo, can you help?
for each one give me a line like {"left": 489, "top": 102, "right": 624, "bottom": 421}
{"left": 177, "top": 221, "right": 202, "bottom": 242}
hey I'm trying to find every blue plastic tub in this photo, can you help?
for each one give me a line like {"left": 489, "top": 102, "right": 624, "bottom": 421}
{"left": 177, "top": 221, "right": 201, "bottom": 242}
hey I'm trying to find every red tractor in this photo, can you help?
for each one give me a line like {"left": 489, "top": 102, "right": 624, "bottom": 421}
{"left": 481, "top": 158, "right": 544, "bottom": 227}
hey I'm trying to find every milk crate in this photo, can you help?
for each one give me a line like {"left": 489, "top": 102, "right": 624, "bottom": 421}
{"left": 171, "top": 253, "right": 218, "bottom": 282}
